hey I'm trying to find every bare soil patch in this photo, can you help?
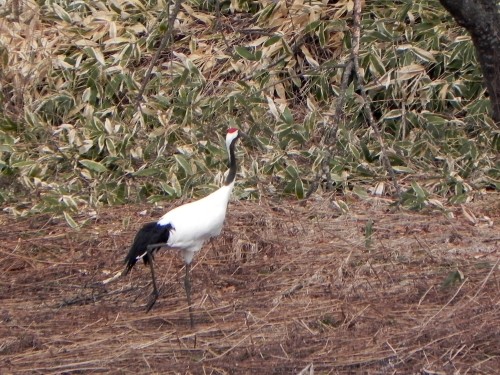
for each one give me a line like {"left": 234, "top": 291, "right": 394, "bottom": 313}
{"left": 1, "top": 193, "right": 499, "bottom": 374}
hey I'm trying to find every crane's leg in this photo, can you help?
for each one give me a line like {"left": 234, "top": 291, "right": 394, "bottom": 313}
{"left": 184, "top": 263, "right": 194, "bottom": 328}
{"left": 145, "top": 244, "right": 162, "bottom": 312}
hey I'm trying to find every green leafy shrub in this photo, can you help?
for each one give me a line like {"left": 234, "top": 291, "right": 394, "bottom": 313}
{"left": 0, "top": 0, "right": 498, "bottom": 224}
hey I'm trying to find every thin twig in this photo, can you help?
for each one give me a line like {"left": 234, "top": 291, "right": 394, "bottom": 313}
{"left": 59, "top": 286, "right": 138, "bottom": 308}
{"left": 214, "top": 0, "right": 233, "bottom": 53}
{"left": 470, "top": 258, "right": 499, "bottom": 300}
{"left": 134, "top": 0, "right": 183, "bottom": 108}
{"left": 307, "top": 11, "right": 356, "bottom": 195}
{"left": 309, "top": 0, "right": 402, "bottom": 198}
{"left": 350, "top": 0, "right": 401, "bottom": 198}
{"left": 419, "top": 278, "right": 468, "bottom": 329}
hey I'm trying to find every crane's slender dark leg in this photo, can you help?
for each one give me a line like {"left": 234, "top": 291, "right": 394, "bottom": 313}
{"left": 145, "top": 244, "right": 164, "bottom": 312}
{"left": 184, "top": 263, "right": 194, "bottom": 328}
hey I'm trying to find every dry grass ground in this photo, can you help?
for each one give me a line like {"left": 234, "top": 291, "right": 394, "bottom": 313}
{"left": 0, "top": 193, "right": 499, "bottom": 374}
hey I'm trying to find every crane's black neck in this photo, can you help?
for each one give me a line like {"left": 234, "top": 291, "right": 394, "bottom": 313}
{"left": 224, "top": 138, "right": 238, "bottom": 186}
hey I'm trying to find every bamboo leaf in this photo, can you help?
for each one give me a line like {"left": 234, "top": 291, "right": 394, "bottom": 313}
{"left": 63, "top": 211, "right": 79, "bottom": 229}
{"left": 396, "top": 64, "right": 425, "bottom": 81}
{"left": 235, "top": 46, "right": 261, "bottom": 61}
{"left": 369, "top": 53, "right": 386, "bottom": 77}
{"left": 411, "top": 181, "right": 427, "bottom": 199}
{"left": 52, "top": 4, "right": 72, "bottom": 23}
{"left": 353, "top": 186, "right": 369, "bottom": 199}
{"left": 392, "top": 166, "right": 415, "bottom": 174}
{"left": 133, "top": 168, "right": 161, "bottom": 177}
{"left": 79, "top": 159, "right": 108, "bottom": 173}
{"left": 295, "top": 179, "right": 304, "bottom": 199}
{"left": 382, "top": 109, "right": 403, "bottom": 120}
{"left": 12, "top": 160, "right": 36, "bottom": 168}
{"left": 174, "top": 154, "right": 193, "bottom": 175}
{"left": 85, "top": 47, "right": 106, "bottom": 66}
{"left": 304, "top": 20, "right": 321, "bottom": 34}
{"left": 412, "top": 46, "right": 437, "bottom": 63}
{"left": 263, "top": 35, "right": 281, "bottom": 47}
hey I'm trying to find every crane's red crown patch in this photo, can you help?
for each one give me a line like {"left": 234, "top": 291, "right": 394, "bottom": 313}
{"left": 227, "top": 128, "right": 238, "bottom": 133}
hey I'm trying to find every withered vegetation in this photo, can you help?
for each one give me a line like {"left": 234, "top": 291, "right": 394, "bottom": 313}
{"left": 1, "top": 193, "right": 498, "bottom": 373}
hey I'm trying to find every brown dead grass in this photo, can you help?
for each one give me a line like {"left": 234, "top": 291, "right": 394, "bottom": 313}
{"left": 0, "top": 193, "right": 499, "bottom": 374}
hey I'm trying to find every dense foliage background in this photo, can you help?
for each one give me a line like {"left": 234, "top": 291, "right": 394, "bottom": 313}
{"left": 1, "top": 0, "right": 499, "bottom": 226}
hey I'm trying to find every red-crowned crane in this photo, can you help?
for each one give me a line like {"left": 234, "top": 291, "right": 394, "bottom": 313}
{"left": 123, "top": 128, "right": 243, "bottom": 327}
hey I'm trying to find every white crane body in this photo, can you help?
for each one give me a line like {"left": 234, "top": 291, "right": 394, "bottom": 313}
{"left": 157, "top": 182, "right": 234, "bottom": 263}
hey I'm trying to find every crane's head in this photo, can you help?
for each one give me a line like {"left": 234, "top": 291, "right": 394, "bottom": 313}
{"left": 225, "top": 127, "right": 242, "bottom": 151}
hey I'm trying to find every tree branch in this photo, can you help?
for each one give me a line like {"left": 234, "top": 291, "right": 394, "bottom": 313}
{"left": 350, "top": 0, "right": 401, "bottom": 198}
{"left": 309, "top": 0, "right": 401, "bottom": 198}
{"left": 307, "top": 37, "right": 354, "bottom": 196}
{"left": 134, "top": 0, "right": 183, "bottom": 109}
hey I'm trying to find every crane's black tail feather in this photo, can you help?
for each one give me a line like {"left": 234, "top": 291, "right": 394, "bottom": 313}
{"left": 124, "top": 222, "right": 172, "bottom": 275}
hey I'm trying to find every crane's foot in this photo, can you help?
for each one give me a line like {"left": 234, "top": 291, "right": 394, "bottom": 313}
{"left": 146, "top": 289, "right": 159, "bottom": 312}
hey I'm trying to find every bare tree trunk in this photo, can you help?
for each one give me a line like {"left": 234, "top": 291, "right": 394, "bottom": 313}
{"left": 438, "top": 0, "right": 500, "bottom": 123}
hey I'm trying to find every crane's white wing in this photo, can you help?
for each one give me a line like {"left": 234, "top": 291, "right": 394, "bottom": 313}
{"left": 158, "top": 183, "right": 234, "bottom": 252}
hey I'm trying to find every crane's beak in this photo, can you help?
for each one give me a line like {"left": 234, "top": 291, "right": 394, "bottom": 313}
{"left": 238, "top": 130, "right": 248, "bottom": 139}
